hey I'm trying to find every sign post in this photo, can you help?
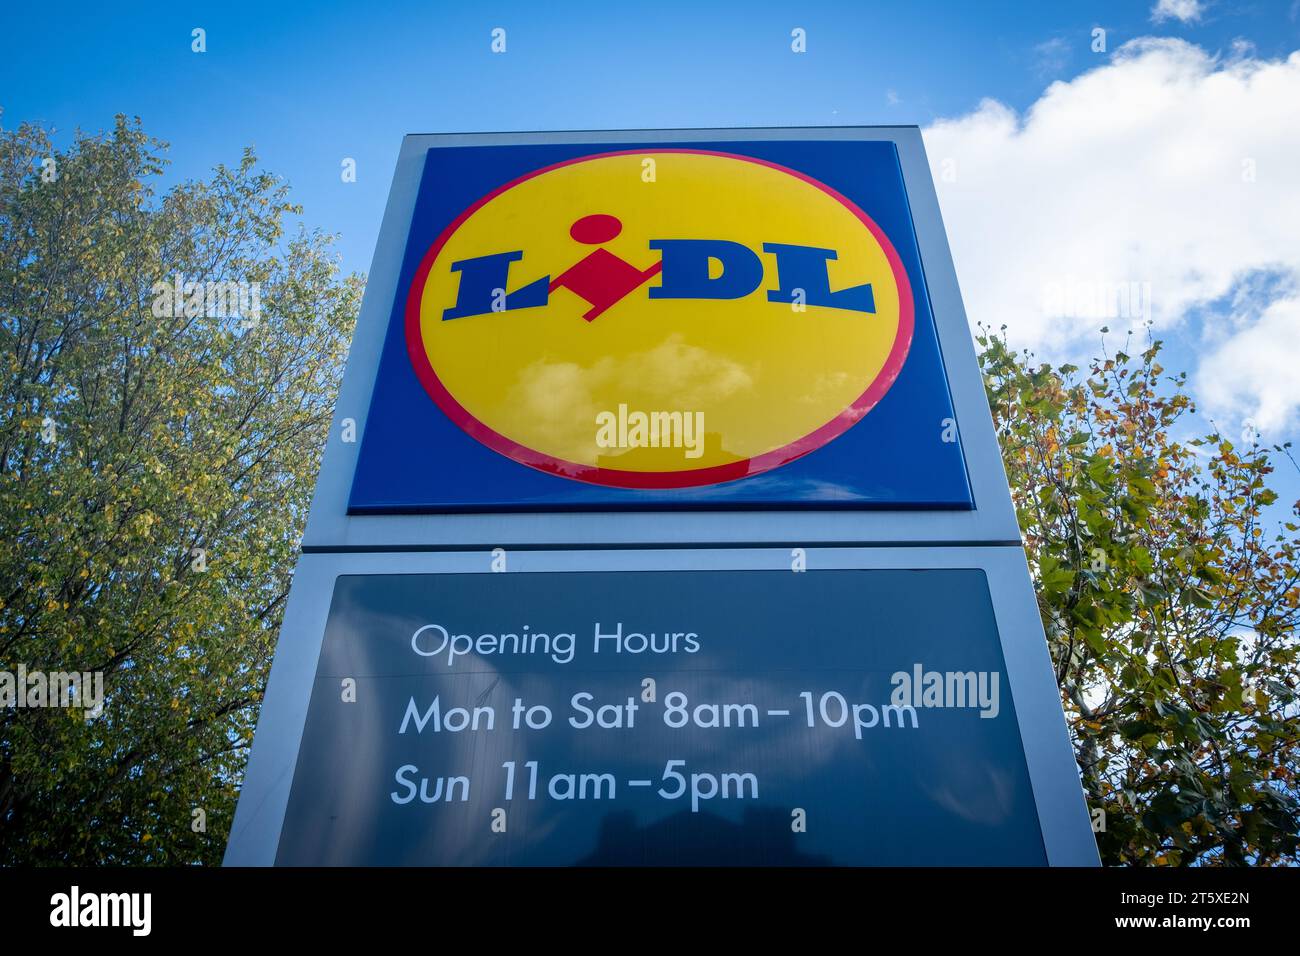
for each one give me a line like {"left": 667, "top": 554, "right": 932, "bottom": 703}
{"left": 224, "top": 127, "right": 1099, "bottom": 866}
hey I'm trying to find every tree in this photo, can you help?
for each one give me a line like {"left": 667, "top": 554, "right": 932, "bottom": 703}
{"left": 980, "top": 326, "right": 1300, "bottom": 865}
{"left": 0, "top": 116, "right": 361, "bottom": 863}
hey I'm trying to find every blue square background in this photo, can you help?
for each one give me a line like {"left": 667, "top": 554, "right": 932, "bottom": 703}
{"left": 349, "top": 139, "right": 973, "bottom": 512}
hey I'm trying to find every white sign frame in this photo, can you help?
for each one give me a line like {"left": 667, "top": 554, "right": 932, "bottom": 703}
{"left": 225, "top": 128, "right": 1099, "bottom": 867}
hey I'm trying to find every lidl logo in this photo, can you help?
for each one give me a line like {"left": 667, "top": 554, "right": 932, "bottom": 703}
{"left": 350, "top": 138, "right": 971, "bottom": 511}
{"left": 405, "top": 150, "right": 914, "bottom": 489}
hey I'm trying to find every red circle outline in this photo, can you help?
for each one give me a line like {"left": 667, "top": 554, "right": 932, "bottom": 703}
{"left": 404, "top": 148, "right": 915, "bottom": 489}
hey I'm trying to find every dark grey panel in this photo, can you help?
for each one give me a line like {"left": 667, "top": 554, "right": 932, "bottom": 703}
{"left": 276, "top": 570, "right": 1045, "bottom": 866}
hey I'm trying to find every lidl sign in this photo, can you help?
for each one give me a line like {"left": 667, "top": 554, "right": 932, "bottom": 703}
{"left": 225, "top": 130, "right": 1100, "bottom": 869}
{"left": 350, "top": 140, "right": 972, "bottom": 510}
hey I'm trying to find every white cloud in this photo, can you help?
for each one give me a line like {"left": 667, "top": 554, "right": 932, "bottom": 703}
{"left": 1152, "top": 0, "right": 1205, "bottom": 24}
{"left": 1197, "top": 293, "right": 1300, "bottom": 431}
{"left": 923, "top": 38, "right": 1300, "bottom": 430}
{"left": 1033, "top": 37, "right": 1072, "bottom": 77}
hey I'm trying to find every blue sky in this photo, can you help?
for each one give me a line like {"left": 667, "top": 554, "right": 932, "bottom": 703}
{"left": 2, "top": 0, "right": 1291, "bottom": 273}
{"left": 4, "top": 0, "right": 1300, "bottom": 506}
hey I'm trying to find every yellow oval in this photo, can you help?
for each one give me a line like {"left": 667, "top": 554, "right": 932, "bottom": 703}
{"left": 406, "top": 149, "right": 913, "bottom": 488}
